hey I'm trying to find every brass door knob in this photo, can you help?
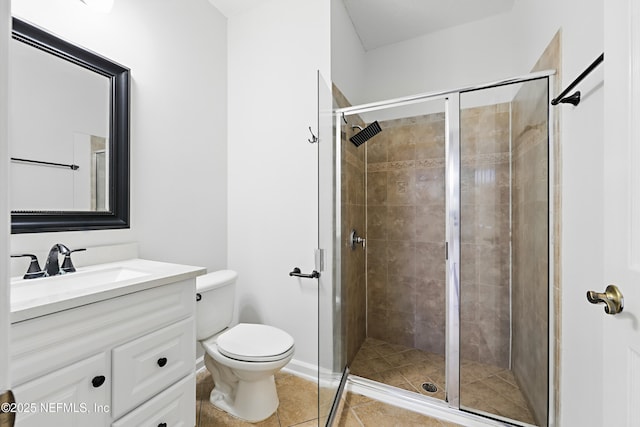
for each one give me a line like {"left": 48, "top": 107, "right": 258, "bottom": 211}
{"left": 587, "top": 284, "right": 624, "bottom": 315}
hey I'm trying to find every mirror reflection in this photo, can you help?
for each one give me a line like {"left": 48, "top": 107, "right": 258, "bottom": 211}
{"left": 10, "top": 34, "right": 110, "bottom": 212}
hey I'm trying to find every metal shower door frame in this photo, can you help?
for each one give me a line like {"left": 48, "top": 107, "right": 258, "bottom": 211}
{"left": 444, "top": 92, "right": 461, "bottom": 409}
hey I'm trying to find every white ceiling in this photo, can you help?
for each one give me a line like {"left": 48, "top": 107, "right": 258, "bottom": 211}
{"left": 208, "top": 0, "right": 515, "bottom": 51}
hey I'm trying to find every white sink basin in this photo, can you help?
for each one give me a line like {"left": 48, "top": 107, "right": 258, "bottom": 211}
{"left": 12, "top": 266, "right": 150, "bottom": 304}
{"left": 11, "top": 258, "right": 205, "bottom": 322}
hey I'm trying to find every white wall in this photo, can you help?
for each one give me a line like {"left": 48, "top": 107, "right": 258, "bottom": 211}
{"left": 361, "top": 12, "right": 519, "bottom": 103}
{"left": 9, "top": 0, "right": 228, "bottom": 274}
{"left": 331, "top": 0, "right": 366, "bottom": 104}
{"left": 333, "top": 0, "right": 605, "bottom": 425}
{"left": 227, "top": 0, "right": 330, "bottom": 367}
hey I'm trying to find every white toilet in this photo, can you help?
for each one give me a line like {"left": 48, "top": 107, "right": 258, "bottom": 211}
{"left": 196, "top": 270, "right": 295, "bottom": 422}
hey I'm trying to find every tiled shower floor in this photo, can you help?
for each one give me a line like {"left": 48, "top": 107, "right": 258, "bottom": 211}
{"left": 350, "top": 338, "right": 537, "bottom": 425}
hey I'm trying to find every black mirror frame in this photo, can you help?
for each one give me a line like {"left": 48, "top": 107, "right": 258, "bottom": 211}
{"left": 11, "top": 18, "right": 130, "bottom": 234}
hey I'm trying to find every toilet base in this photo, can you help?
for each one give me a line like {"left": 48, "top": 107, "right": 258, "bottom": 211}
{"left": 209, "top": 374, "right": 279, "bottom": 423}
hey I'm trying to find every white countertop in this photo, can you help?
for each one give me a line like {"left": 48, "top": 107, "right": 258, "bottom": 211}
{"left": 11, "top": 258, "right": 206, "bottom": 323}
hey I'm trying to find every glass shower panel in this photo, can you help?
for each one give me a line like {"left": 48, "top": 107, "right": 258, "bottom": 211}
{"left": 458, "top": 79, "right": 549, "bottom": 426}
{"left": 341, "top": 97, "right": 450, "bottom": 402}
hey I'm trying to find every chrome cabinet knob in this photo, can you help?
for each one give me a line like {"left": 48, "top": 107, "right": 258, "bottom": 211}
{"left": 587, "top": 284, "right": 624, "bottom": 315}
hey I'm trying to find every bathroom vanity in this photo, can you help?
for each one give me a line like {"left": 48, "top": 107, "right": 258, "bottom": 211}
{"left": 9, "top": 258, "right": 205, "bottom": 426}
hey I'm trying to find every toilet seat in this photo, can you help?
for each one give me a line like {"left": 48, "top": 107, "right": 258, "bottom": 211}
{"left": 213, "top": 323, "right": 295, "bottom": 362}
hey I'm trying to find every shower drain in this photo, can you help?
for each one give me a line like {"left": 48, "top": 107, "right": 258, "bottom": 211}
{"left": 421, "top": 382, "right": 438, "bottom": 393}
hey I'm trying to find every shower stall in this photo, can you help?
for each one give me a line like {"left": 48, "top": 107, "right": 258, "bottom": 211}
{"left": 320, "top": 71, "right": 554, "bottom": 427}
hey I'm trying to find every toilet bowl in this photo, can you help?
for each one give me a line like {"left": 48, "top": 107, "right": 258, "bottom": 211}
{"left": 201, "top": 323, "right": 294, "bottom": 421}
{"left": 196, "top": 271, "right": 295, "bottom": 422}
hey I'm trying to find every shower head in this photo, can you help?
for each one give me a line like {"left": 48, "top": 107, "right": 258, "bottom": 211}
{"left": 349, "top": 121, "right": 382, "bottom": 147}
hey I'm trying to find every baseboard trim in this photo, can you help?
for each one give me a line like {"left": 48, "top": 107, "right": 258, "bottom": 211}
{"left": 281, "top": 358, "right": 318, "bottom": 383}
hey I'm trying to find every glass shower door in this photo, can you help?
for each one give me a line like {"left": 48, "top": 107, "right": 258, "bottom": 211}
{"left": 458, "top": 79, "right": 550, "bottom": 426}
{"left": 335, "top": 95, "right": 449, "bottom": 402}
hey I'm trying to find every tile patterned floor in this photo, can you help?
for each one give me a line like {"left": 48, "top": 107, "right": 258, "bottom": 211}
{"left": 332, "top": 392, "right": 461, "bottom": 427}
{"left": 349, "top": 338, "right": 447, "bottom": 401}
{"left": 459, "top": 363, "right": 536, "bottom": 424}
{"left": 349, "top": 338, "right": 537, "bottom": 425}
{"left": 195, "top": 368, "right": 459, "bottom": 426}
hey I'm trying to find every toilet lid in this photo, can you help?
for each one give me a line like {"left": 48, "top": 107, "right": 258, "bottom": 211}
{"left": 216, "top": 323, "right": 295, "bottom": 362}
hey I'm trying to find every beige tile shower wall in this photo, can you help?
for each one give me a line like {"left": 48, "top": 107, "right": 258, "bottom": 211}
{"left": 334, "top": 85, "right": 367, "bottom": 364}
{"left": 365, "top": 106, "right": 511, "bottom": 364}
{"left": 365, "top": 114, "right": 447, "bottom": 355}
{"left": 459, "top": 104, "right": 512, "bottom": 368}
{"left": 342, "top": 133, "right": 367, "bottom": 364}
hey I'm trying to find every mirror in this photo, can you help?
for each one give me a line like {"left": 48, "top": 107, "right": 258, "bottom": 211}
{"left": 10, "top": 17, "right": 130, "bottom": 233}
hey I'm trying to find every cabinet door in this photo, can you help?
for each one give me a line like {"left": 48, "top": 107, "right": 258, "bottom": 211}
{"left": 13, "top": 352, "right": 110, "bottom": 427}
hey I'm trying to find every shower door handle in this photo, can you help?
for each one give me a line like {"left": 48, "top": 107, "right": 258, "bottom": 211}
{"left": 587, "top": 284, "right": 624, "bottom": 315}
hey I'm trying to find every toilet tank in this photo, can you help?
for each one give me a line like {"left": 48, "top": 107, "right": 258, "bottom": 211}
{"left": 195, "top": 270, "right": 237, "bottom": 341}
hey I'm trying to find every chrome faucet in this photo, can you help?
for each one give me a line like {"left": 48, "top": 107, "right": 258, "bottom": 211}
{"left": 44, "top": 243, "right": 70, "bottom": 277}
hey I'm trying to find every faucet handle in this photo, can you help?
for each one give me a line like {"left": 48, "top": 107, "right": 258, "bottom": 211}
{"left": 60, "top": 248, "right": 86, "bottom": 273}
{"left": 10, "top": 254, "right": 44, "bottom": 279}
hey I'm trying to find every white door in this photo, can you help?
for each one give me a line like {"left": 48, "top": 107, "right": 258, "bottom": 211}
{"left": 602, "top": 1, "right": 640, "bottom": 425}
{"left": 0, "top": 0, "right": 13, "bottom": 426}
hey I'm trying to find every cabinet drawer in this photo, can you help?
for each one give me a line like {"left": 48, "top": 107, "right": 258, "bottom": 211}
{"left": 14, "top": 352, "right": 110, "bottom": 427}
{"left": 12, "top": 280, "right": 195, "bottom": 386}
{"left": 112, "top": 317, "right": 194, "bottom": 418}
{"left": 111, "top": 373, "right": 195, "bottom": 427}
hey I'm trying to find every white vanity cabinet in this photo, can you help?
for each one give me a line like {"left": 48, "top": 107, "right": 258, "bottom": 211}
{"left": 10, "top": 277, "right": 198, "bottom": 427}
